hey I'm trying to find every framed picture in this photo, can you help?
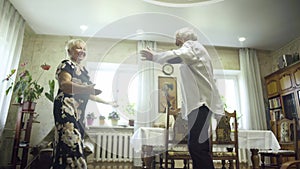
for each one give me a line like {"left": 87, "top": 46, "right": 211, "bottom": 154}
{"left": 158, "top": 76, "right": 178, "bottom": 113}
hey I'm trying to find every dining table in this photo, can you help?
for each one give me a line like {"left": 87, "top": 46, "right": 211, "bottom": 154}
{"left": 131, "top": 127, "right": 280, "bottom": 169}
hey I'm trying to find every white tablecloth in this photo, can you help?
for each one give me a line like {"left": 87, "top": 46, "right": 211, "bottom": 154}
{"left": 131, "top": 127, "right": 280, "bottom": 152}
{"left": 131, "top": 127, "right": 166, "bottom": 152}
{"left": 238, "top": 130, "right": 280, "bottom": 150}
{"left": 131, "top": 127, "right": 280, "bottom": 164}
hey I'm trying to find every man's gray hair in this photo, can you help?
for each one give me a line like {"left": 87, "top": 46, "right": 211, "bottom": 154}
{"left": 175, "top": 27, "right": 198, "bottom": 42}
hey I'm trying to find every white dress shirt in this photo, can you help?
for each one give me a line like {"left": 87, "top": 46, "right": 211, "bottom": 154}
{"left": 152, "top": 40, "right": 224, "bottom": 119}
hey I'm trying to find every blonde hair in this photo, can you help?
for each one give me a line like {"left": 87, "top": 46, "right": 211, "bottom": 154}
{"left": 65, "top": 39, "right": 86, "bottom": 56}
{"left": 175, "top": 27, "right": 198, "bottom": 42}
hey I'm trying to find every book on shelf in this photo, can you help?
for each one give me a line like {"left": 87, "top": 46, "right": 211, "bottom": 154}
{"left": 268, "top": 97, "right": 281, "bottom": 109}
{"left": 270, "top": 109, "right": 282, "bottom": 121}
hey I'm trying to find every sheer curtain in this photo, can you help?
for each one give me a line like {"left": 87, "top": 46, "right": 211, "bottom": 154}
{"left": 239, "top": 48, "right": 267, "bottom": 130}
{"left": 0, "top": 0, "right": 25, "bottom": 137}
{"left": 135, "top": 40, "right": 157, "bottom": 128}
{"left": 133, "top": 40, "right": 157, "bottom": 166}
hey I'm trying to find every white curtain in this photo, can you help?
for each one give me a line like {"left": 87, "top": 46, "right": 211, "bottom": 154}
{"left": 239, "top": 48, "right": 267, "bottom": 130}
{"left": 133, "top": 40, "right": 157, "bottom": 166}
{"left": 0, "top": 0, "right": 25, "bottom": 137}
{"left": 135, "top": 40, "right": 157, "bottom": 128}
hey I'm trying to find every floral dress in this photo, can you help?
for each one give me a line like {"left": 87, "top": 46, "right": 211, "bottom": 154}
{"left": 52, "top": 60, "right": 92, "bottom": 169}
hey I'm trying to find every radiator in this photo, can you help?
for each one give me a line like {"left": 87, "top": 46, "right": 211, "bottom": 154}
{"left": 89, "top": 132, "right": 134, "bottom": 162}
{"left": 87, "top": 130, "right": 249, "bottom": 164}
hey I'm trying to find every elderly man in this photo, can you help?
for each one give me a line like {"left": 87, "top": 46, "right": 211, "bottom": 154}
{"left": 140, "top": 27, "right": 224, "bottom": 169}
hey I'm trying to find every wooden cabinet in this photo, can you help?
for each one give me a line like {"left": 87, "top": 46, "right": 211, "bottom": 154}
{"left": 266, "top": 75, "right": 280, "bottom": 98}
{"left": 265, "top": 62, "right": 300, "bottom": 132}
{"left": 279, "top": 72, "right": 293, "bottom": 92}
{"left": 293, "top": 67, "right": 300, "bottom": 86}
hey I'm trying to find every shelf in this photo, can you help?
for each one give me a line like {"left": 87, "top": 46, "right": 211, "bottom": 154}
{"left": 11, "top": 103, "right": 38, "bottom": 169}
{"left": 269, "top": 107, "right": 282, "bottom": 110}
{"left": 18, "top": 146, "right": 31, "bottom": 149}
{"left": 21, "top": 111, "right": 36, "bottom": 114}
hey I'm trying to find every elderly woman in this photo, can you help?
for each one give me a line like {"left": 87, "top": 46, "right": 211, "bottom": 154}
{"left": 140, "top": 28, "right": 224, "bottom": 169}
{"left": 52, "top": 39, "right": 117, "bottom": 169}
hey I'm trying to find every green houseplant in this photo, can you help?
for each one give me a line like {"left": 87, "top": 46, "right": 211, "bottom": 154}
{"left": 5, "top": 62, "right": 51, "bottom": 109}
{"left": 108, "top": 111, "right": 120, "bottom": 126}
{"left": 45, "top": 79, "right": 55, "bottom": 102}
{"left": 99, "top": 115, "right": 106, "bottom": 125}
{"left": 86, "top": 112, "right": 96, "bottom": 125}
{"left": 125, "top": 103, "right": 136, "bottom": 126}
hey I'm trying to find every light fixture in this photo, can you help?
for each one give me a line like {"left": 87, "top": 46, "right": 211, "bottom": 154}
{"left": 238, "top": 37, "right": 246, "bottom": 42}
{"left": 80, "top": 25, "right": 88, "bottom": 33}
{"left": 143, "top": 0, "right": 224, "bottom": 7}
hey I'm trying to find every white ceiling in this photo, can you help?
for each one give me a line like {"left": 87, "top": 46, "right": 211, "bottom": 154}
{"left": 9, "top": 0, "right": 300, "bottom": 51}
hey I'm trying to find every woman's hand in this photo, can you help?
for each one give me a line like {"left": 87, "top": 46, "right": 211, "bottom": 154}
{"left": 109, "top": 101, "right": 119, "bottom": 108}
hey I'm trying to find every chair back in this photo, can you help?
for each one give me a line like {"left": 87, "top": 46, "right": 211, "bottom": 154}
{"left": 259, "top": 118, "right": 298, "bottom": 168}
{"left": 172, "top": 113, "right": 188, "bottom": 144}
{"left": 210, "top": 110, "right": 239, "bottom": 169}
{"left": 276, "top": 118, "right": 298, "bottom": 159}
{"left": 163, "top": 107, "right": 191, "bottom": 169}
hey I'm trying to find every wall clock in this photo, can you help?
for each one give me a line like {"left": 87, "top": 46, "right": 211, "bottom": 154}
{"left": 162, "top": 64, "right": 174, "bottom": 75}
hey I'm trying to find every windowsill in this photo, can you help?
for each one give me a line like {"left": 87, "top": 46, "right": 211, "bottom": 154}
{"left": 86, "top": 125, "right": 134, "bottom": 130}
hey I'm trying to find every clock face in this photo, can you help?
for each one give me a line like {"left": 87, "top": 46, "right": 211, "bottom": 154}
{"left": 162, "top": 64, "right": 174, "bottom": 75}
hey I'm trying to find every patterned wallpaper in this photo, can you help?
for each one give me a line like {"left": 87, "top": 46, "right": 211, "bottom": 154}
{"left": 270, "top": 37, "right": 300, "bottom": 72}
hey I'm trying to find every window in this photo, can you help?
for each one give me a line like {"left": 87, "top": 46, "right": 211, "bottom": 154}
{"left": 85, "top": 62, "right": 138, "bottom": 126}
{"left": 215, "top": 70, "right": 241, "bottom": 123}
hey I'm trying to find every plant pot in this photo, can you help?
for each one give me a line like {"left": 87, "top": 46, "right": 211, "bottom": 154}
{"left": 17, "top": 97, "right": 23, "bottom": 104}
{"left": 87, "top": 119, "right": 94, "bottom": 125}
{"left": 22, "top": 101, "right": 36, "bottom": 111}
{"left": 110, "top": 119, "right": 118, "bottom": 126}
{"left": 99, "top": 119, "right": 105, "bottom": 125}
{"left": 129, "top": 119, "right": 135, "bottom": 126}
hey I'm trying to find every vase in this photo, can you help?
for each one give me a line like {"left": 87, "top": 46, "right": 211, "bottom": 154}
{"left": 87, "top": 119, "right": 94, "bottom": 125}
{"left": 129, "top": 119, "right": 134, "bottom": 126}
{"left": 99, "top": 119, "right": 105, "bottom": 125}
{"left": 111, "top": 119, "right": 118, "bottom": 126}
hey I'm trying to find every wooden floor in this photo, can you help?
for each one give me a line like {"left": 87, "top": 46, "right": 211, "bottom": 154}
{"left": 87, "top": 162, "right": 135, "bottom": 169}
{"left": 87, "top": 162, "right": 251, "bottom": 169}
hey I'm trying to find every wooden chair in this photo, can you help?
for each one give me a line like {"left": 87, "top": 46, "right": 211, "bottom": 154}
{"left": 280, "top": 160, "right": 300, "bottom": 169}
{"left": 158, "top": 107, "right": 191, "bottom": 169}
{"left": 259, "top": 118, "right": 298, "bottom": 169}
{"left": 210, "top": 110, "right": 239, "bottom": 169}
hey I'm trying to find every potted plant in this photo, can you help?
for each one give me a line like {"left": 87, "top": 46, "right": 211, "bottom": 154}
{"left": 5, "top": 62, "right": 50, "bottom": 110}
{"left": 45, "top": 79, "right": 55, "bottom": 102}
{"left": 108, "top": 111, "right": 120, "bottom": 126}
{"left": 125, "top": 103, "right": 136, "bottom": 126}
{"left": 99, "top": 115, "right": 106, "bottom": 125}
{"left": 86, "top": 112, "right": 96, "bottom": 125}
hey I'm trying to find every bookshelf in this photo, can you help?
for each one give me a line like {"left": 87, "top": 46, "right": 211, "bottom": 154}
{"left": 265, "top": 61, "right": 300, "bottom": 133}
